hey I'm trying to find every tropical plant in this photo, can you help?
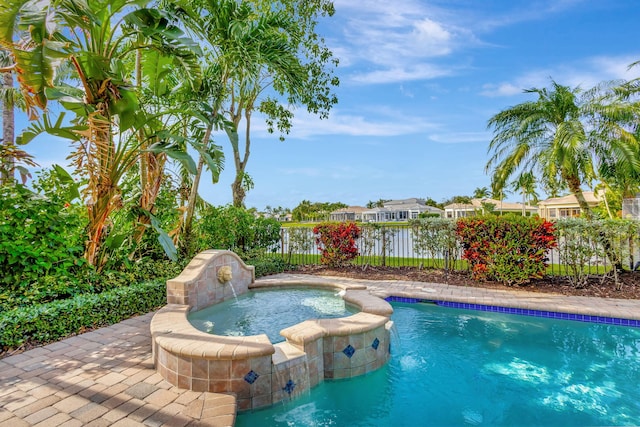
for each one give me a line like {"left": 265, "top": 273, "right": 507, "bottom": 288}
{"left": 510, "top": 171, "right": 539, "bottom": 215}
{"left": 456, "top": 216, "right": 557, "bottom": 285}
{"left": 487, "top": 79, "right": 640, "bottom": 221}
{"left": 583, "top": 77, "right": 640, "bottom": 202}
{"left": 168, "top": 0, "right": 338, "bottom": 209}
{"left": 313, "top": 222, "right": 360, "bottom": 267}
{"left": 0, "top": 0, "right": 203, "bottom": 268}
{"left": 0, "top": 183, "right": 87, "bottom": 304}
{"left": 193, "top": 205, "right": 281, "bottom": 257}
{"left": 486, "top": 81, "right": 596, "bottom": 218}
{"left": 0, "top": 48, "right": 35, "bottom": 184}
{"left": 473, "top": 186, "right": 490, "bottom": 199}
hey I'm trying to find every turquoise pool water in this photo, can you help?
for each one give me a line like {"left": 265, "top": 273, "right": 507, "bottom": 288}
{"left": 187, "top": 288, "right": 358, "bottom": 343}
{"left": 237, "top": 302, "right": 640, "bottom": 426}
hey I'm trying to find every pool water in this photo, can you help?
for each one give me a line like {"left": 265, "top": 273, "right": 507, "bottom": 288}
{"left": 187, "top": 288, "right": 358, "bottom": 343}
{"left": 237, "top": 302, "right": 640, "bottom": 426}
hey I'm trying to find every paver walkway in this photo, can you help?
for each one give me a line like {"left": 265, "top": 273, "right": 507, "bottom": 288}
{"left": 0, "top": 314, "right": 236, "bottom": 427}
{"left": 2, "top": 274, "right": 640, "bottom": 426}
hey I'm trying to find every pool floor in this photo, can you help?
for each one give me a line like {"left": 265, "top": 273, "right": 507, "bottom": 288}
{"left": 236, "top": 302, "right": 640, "bottom": 426}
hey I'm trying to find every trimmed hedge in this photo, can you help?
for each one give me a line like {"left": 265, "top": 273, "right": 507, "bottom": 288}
{"left": 456, "top": 215, "right": 557, "bottom": 285}
{"left": 0, "top": 281, "right": 166, "bottom": 352}
{"left": 249, "top": 256, "right": 292, "bottom": 278}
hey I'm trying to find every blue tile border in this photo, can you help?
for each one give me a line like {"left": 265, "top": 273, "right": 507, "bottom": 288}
{"left": 384, "top": 296, "right": 640, "bottom": 328}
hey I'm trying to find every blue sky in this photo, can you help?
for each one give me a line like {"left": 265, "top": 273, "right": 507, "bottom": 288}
{"left": 21, "top": 0, "right": 640, "bottom": 210}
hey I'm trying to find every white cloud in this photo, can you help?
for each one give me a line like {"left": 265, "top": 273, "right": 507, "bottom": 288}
{"left": 351, "top": 64, "right": 454, "bottom": 85}
{"left": 330, "top": 0, "right": 471, "bottom": 85}
{"left": 249, "top": 108, "right": 438, "bottom": 140}
{"left": 328, "top": 0, "right": 593, "bottom": 86}
{"left": 480, "top": 54, "right": 640, "bottom": 97}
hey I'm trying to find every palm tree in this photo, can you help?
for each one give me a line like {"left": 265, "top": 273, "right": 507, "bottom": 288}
{"left": 0, "top": 48, "right": 35, "bottom": 184}
{"left": 171, "top": 0, "right": 308, "bottom": 245}
{"left": 486, "top": 81, "right": 596, "bottom": 219}
{"left": 583, "top": 78, "right": 640, "bottom": 200}
{"left": 0, "top": 49, "right": 14, "bottom": 184}
{"left": 472, "top": 187, "right": 490, "bottom": 199}
{"left": 510, "top": 171, "right": 538, "bottom": 215}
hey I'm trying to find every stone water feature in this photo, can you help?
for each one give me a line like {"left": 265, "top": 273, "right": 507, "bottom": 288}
{"left": 151, "top": 250, "right": 393, "bottom": 411}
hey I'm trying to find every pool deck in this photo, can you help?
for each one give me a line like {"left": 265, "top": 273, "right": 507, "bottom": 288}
{"left": 2, "top": 273, "right": 640, "bottom": 426}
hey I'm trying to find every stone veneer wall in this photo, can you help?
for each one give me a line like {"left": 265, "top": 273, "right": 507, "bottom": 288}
{"left": 166, "top": 249, "right": 254, "bottom": 311}
{"left": 152, "top": 253, "right": 394, "bottom": 411}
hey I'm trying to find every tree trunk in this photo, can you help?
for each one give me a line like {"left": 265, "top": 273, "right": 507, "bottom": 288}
{"left": 564, "top": 173, "right": 593, "bottom": 220}
{"left": 1, "top": 70, "right": 15, "bottom": 185}
{"left": 230, "top": 107, "right": 252, "bottom": 208}
{"left": 84, "top": 108, "right": 119, "bottom": 269}
{"left": 182, "top": 121, "right": 214, "bottom": 251}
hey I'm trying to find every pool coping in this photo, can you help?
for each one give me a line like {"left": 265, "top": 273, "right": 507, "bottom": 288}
{"left": 256, "top": 273, "right": 640, "bottom": 323}
{"left": 151, "top": 277, "right": 395, "bottom": 411}
{"left": 3, "top": 273, "right": 640, "bottom": 427}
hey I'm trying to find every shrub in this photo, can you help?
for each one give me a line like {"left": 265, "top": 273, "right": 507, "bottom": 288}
{"left": 410, "top": 218, "right": 459, "bottom": 270}
{"left": 0, "top": 184, "right": 87, "bottom": 294}
{"left": 245, "top": 255, "right": 292, "bottom": 278}
{"left": 555, "top": 218, "right": 638, "bottom": 288}
{"left": 455, "top": 216, "right": 557, "bottom": 285}
{"left": 0, "top": 281, "right": 166, "bottom": 352}
{"left": 359, "top": 224, "right": 397, "bottom": 267}
{"left": 193, "top": 205, "right": 281, "bottom": 257}
{"left": 313, "top": 222, "right": 361, "bottom": 267}
{"left": 284, "top": 227, "right": 315, "bottom": 264}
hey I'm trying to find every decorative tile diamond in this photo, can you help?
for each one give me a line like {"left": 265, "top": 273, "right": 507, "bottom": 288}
{"left": 283, "top": 379, "right": 296, "bottom": 395}
{"left": 244, "top": 370, "right": 259, "bottom": 384}
{"left": 371, "top": 337, "right": 380, "bottom": 350}
{"left": 343, "top": 344, "right": 355, "bottom": 358}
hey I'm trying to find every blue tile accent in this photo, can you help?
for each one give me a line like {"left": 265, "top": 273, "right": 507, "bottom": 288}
{"left": 372, "top": 337, "right": 380, "bottom": 350}
{"left": 244, "top": 370, "right": 259, "bottom": 384}
{"left": 387, "top": 295, "right": 639, "bottom": 328}
{"left": 343, "top": 344, "right": 355, "bottom": 358}
{"left": 283, "top": 379, "right": 296, "bottom": 395}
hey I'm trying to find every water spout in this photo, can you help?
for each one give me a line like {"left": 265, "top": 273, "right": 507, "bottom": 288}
{"left": 217, "top": 265, "right": 237, "bottom": 300}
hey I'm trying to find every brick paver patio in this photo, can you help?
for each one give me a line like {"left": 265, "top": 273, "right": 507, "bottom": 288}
{"left": 2, "top": 274, "right": 640, "bottom": 426}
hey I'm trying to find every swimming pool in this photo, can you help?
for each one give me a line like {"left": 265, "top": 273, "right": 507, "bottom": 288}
{"left": 187, "top": 288, "right": 359, "bottom": 343}
{"left": 236, "top": 302, "right": 640, "bottom": 426}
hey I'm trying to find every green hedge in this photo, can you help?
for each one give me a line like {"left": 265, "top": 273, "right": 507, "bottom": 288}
{"left": 0, "top": 281, "right": 166, "bottom": 352}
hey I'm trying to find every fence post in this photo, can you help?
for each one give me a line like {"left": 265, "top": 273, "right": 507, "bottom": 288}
{"left": 381, "top": 226, "right": 387, "bottom": 267}
{"left": 280, "top": 227, "right": 285, "bottom": 260}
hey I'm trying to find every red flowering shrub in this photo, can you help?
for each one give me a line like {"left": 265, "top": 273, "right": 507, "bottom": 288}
{"left": 455, "top": 216, "right": 557, "bottom": 285}
{"left": 313, "top": 222, "right": 361, "bottom": 267}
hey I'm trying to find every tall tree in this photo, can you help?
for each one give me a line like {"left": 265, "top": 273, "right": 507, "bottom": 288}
{"left": 171, "top": 0, "right": 338, "bottom": 211}
{"left": 583, "top": 77, "right": 640, "bottom": 199}
{"left": 510, "top": 171, "right": 538, "bottom": 215}
{"left": 472, "top": 187, "right": 490, "bottom": 199}
{"left": 0, "top": 49, "right": 15, "bottom": 184}
{"left": 1, "top": 0, "right": 201, "bottom": 267}
{"left": 486, "top": 81, "right": 596, "bottom": 219}
{"left": 0, "top": 48, "right": 35, "bottom": 184}
{"left": 226, "top": 0, "right": 338, "bottom": 208}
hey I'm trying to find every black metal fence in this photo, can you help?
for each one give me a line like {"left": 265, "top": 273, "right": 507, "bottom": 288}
{"left": 265, "top": 221, "right": 640, "bottom": 279}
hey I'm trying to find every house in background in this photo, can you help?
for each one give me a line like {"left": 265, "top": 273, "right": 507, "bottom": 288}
{"left": 361, "top": 198, "right": 443, "bottom": 222}
{"left": 444, "top": 198, "right": 537, "bottom": 218}
{"left": 537, "top": 191, "right": 601, "bottom": 219}
{"left": 329, "top": 199, "right": 443, "bottom": 223}
{"left": 622, "top": 194, "right": 640, "bottom": 219}
{"left": 329, "top": 206, "right": 367, "bottom": 222}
